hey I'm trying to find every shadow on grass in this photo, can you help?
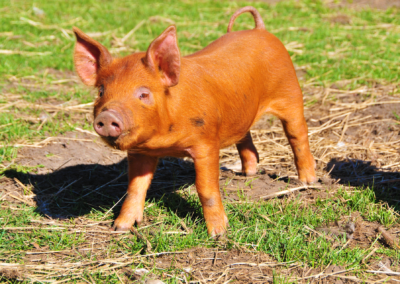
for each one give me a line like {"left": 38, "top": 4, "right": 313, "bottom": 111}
{"left": 3, "top": 157, "right": 202, "bottom": 223}
{"left": 7, "top": 155, "right": 400, "bottom": 224}
{"left": 327, "top": 157, "right": 400, "bottom": 210}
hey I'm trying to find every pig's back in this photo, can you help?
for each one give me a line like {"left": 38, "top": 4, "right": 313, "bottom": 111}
{"left": 178, "top": 29, "right": 301, "bottom": 147}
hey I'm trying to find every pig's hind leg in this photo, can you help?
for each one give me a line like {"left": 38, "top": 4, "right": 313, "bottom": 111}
{"left": 112, "top": 153, "right": 158, "bottom": 231}
{"left": 273, "top": 103, "right": 316, "bottom": 184}
{"left": 236, "top": 131, "right": 259, "bottom": 176}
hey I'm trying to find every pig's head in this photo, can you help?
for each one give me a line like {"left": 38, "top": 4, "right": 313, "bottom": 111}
{"left": 73, "top": 26, "right": 181, "bottom": 150}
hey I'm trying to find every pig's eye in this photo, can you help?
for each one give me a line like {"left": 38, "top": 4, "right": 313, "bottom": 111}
{"left": 139, "top": 93, "right": 149, "bottom": 100}
{"left": 99, "top": 85, "right": 104, "bottom": 97}
{"left": 134, "top": 87, "right": 154, "bottom": 105}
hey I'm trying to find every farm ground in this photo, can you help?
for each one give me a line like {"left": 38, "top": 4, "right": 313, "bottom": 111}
{"left": 1, "top": 0, "right": 400, "bottom": 283}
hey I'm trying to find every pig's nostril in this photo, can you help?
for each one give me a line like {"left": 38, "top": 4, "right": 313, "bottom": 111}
{"left": 94, "top": 110, "right": 124, "bottom": 138}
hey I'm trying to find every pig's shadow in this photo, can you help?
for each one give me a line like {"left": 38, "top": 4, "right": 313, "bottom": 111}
{"left": 326, "top": 158, "right": 400, "bottom": 211}
{"left": 4, "top": 157, "right": 201, "bottom": 222}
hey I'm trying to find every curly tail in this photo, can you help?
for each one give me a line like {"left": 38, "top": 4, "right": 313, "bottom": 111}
{"left": 227, "top": 6, "right": 265, "bottom": 33}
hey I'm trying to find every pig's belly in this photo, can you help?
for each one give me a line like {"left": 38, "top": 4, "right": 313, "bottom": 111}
{"left": 218, "top": 115, "right": 258, "bottom": 148}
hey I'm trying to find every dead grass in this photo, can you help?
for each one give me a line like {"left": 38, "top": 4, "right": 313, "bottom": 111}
{"left": 239, "top": 82, "right": 400, "bottom": 186}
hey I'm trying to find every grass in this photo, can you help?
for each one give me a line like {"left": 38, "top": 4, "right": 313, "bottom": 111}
{"left": 1, "top": 1, "right": 399, "bottom": 81}
{"left": 0, "top": 0, "right": 400, "bottom": 282}
{"left": 1, "top": 183, "right": 398, "bottom": 282}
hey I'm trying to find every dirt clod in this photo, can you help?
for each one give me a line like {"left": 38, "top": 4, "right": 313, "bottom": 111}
{"left": 0, "top": 268, "right": 24, "bottom": 280}
{"left": 377, "top": 226, "right": 399, "bottom": 249}
{"left": 316, "top": 221, "right": 356, "bottom": 240}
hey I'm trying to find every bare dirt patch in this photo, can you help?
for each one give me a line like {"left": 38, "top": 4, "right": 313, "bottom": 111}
{"left": 311, "top": 211, "right": 400, "bottom": 250}
{"left": 336, "top": 0, "right": 400, "bottom": 10}
{"left": 16, "top": 132, "right": 124, "bottom": 172}
{"left": 328, "top": 14, "right": 352, "bottom": 25}
{"left": 254, "top": 0, "right": 282, "bottom": 4}
{"left": 127, "top": 246, "right": 399, "bottom": 283}
{"left": 1, "top": 132, "right": 126, "bottom": 215}
{"left": 1, "top": 130, "right": 311, "bottom": 218}
{"left": 152, "top": 248, "right": 353, "bottom": 283}
{"left": 249, "top": 83, "right": 400, "bottom": 188}
{"left": 251, "top": 0, "right": 400, "bottom": 10}
{"left": 0, "top": 267, "right": 24, "bottom": 281}
{"left": 0, "top": 245, "right": 362, "bottom": 283}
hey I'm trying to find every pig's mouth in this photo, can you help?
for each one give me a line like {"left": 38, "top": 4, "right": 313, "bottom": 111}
{"left": 101, "top": 131, "right": 129, "bottom": 147}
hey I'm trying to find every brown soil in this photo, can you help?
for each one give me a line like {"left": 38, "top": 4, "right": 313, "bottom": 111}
{"left": 1, "top": 130, "right": 312, "bottom": 218}
{"left": 0, "top": 268, "right": 24, "bottom": 281}
{"left": 16, "top": 132, "right": 124, "bottom": 171}
{"left": 256, "top": 0, "right": 282, "bottom": 4}
{"left": 255, "top": 0, "right": 400, "bottom": 10}
{"left": 328, "top": 14, "right": 352, "bottom": 25}
{"left": 150, "top": 248, "right": 356, "bottom": 283}
{"left": 337, "top": 0, "right": 400, "bottom": 10}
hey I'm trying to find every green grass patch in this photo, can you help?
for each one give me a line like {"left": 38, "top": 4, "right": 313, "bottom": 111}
{"left": 0, "top": 0, "right": 399, "bottom": 83}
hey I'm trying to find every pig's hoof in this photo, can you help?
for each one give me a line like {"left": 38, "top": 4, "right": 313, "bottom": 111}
{"left": 242, "top": 163, "right": 258, "bottom": 177}
{"left": 244, "top": 169, "right": 257, "bottom": 177}
{"left": 298, "top": 164, "right": 317, "bottom": 184}
{"left": 112, "top": 218, "right": 139, "bottom": 232}
{"left": 111, "top": 224, "right": 131, "bottom": 232}
{"left": 207, "top": 216, "right": 229, "bottom": 237}
{"left": 299, "top": 174, "right": 317, "bottom": 185}
{"left": 112, "top": 210, "right": 143, "bottom": 231}
{"left": 212, "top": 232, "right": 228, "bottom": 241}
{"left": 211, "top": 227, "right": 227, "bottom": 239}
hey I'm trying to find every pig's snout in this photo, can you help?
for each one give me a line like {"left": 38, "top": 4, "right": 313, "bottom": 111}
{"left": 94, "top": 110, "right": 124, "bottom": 138}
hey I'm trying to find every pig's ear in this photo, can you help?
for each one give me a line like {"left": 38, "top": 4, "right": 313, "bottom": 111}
{"left": 145, "top": 26, "right": 181, "bottom": 87}
{"left": 73, "top": 27, "right": 112, "bottom": 86}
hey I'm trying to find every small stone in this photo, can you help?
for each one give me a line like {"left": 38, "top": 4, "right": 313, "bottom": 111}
{"left": 134, "top": 268, "right": 149, "bottom": 276}
{"left": 145, "top": 280, "right": 165, "bottom": 284}
{"left": 33, "top": 6, "right": 45, "bottom": 17}
{"left": 344, "top": 222, "right": 355, "bottom": 237}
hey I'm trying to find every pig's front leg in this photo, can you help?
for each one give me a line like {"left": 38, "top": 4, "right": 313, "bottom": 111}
{"left": 112, "top": 153, "right": 158, "bottom": 231}
{"left": 192, "top": 146, "right": 228, "bottom": 236}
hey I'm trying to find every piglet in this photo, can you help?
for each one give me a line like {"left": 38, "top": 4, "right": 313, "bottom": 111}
{"left": 73, "top": 6, "right": 316, "bottom": 236}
